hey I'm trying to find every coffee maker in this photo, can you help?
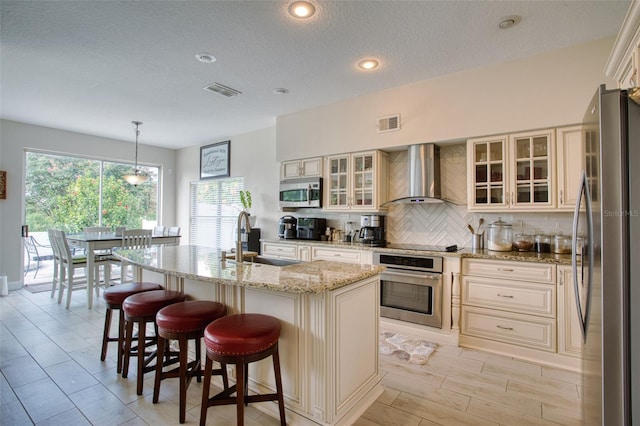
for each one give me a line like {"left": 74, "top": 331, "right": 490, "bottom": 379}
{"left": 359, "top": 215, "right": 385, "bottom": 247}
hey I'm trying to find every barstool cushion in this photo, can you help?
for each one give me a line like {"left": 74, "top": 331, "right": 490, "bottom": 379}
{"left": 103, "top": 282, "right": 162, "bottom": 306}
{"left": 156, "top": 301, "right": 226, "bottom": 333}
{"left": 123, "top": 290, "right": 185, "bottom": 319}
{"left": 204, "top": 314, "right": 281, "bottom": 356}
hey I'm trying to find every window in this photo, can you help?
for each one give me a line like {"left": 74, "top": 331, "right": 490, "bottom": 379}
{"left": 25, "top": 151, "right": 159, "bottom": 233}
{"left": 190, "top": 178, "right": 243, "bottom": 249}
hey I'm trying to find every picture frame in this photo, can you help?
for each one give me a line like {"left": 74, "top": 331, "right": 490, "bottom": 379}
{"left": 200, "top": 141, "right": 230, "bottom": 179}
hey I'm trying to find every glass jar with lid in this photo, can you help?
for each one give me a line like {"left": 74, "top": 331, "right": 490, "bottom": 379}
{"left": 513, "top": 232, "right": 534, "bottom": 252}
{"left": 553, "top": 233, "right": 572, "bottom": 254}
{"left": 534, "top": 234, "right": 552, "bottom": 253}
{"left": 487, "top": 217, "right": 513, "bottom": 251}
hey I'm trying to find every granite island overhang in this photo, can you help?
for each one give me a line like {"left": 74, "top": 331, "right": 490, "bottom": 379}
{"left": 113, "top": 244, "right": 385, "bottom": 426}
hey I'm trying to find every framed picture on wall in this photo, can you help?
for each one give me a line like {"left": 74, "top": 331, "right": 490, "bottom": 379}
{"left": 200, "top": 141, "right": 230, "bottom": 179}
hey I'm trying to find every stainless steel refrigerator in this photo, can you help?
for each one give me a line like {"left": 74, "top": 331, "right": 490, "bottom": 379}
{"left": 575, "top": 85, "right": 639, "bottom": 425}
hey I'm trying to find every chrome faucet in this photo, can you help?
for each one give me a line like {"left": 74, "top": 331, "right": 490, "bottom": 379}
{"left": 236, "top": 210, "right": 252, "bottom": 263}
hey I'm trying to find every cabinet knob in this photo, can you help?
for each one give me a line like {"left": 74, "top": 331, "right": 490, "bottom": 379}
{"left": 560, "top": 190, "right": 564, "bottom": 204}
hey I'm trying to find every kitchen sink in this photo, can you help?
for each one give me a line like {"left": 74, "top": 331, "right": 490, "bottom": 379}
{"left": 225, "top": 255, "right": 301, "bottom": 267}
{"left": 248, "top": 256, "right": 300, "bottom": 267}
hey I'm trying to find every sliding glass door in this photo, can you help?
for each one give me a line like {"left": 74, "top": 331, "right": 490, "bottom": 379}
{"left": 25, "top": 151, "right": 159, "bottom": 233}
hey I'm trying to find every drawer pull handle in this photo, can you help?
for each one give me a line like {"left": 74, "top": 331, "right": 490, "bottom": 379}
{"left": 496, "top": 325, "right": 514, "bottom": 331}
{"left": 497, "top": 294, "right": 514, "bottom": 298}
{"left": 497, "top": 268, "right": 514, "bottom": 272}
{"left": 334, "top": 254, "right": 341, "bottom": 257}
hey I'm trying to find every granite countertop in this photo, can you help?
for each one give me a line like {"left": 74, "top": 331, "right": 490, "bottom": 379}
{"left": 113, "top": 245, "right": 384, "bottom": 294}
{"left": 262, "top": 238, "right": 573, "bottom": 265}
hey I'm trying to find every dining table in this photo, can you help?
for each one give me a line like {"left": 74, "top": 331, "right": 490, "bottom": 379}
{"left": 65, "top": 232, "right": 180, "bottom": 308}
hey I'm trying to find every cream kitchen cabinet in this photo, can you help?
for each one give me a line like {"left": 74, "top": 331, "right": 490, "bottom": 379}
{"left": 467, "top": 128, "right": 557, "bottom": 211}
{"left": 467, "top": 134, "right": 509, "bottom": 209}
{"left": 325, "top": 150, "right": 388, "bottom": 211}
{"left": 556, "top": 125, "right": 584, "bottom": 210}
{"left": 261, "top": 241, "right": 301, "bottom": 260}
{"left": 280, "top": 157, "right": 323, "bottom": 180}
{"left": 606, "top": 1, "right": 640, "bottom": 89}
{"left": 557, "top": 265, "right": 584, "bottom": 357}
{"left": 311, "top": 246, "right": 362, "bottom": 264}
{"left": 460, "top": 259, "right": 557, "bottom": 352}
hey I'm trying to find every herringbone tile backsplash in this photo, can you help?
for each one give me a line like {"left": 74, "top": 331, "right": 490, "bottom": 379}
{"left": 306, "top": 143, "right": 574, "bottom": 248}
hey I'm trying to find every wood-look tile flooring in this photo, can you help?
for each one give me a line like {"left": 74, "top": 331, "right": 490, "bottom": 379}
{"left": 1, "top": 287, "right": 582, "bottom": 425}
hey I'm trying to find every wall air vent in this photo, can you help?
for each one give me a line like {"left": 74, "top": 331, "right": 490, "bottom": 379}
{"left": 203, "top": 82, "right": 242, "bottom": 97}
{"left": 377, "top": 114, "right": 400, "bottom": 133}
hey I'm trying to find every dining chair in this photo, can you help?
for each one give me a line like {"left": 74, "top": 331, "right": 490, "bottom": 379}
{"left": 83, "top": 226, "right": 117, "bottom": 285}
{"left": 120, "top": 229, "right": 153, "bottom": 283}
{"left": 153, "top": 225, "right": 166, "bottom": 236}
{"left": 167, "top": 226, "right": 180, "bottom": 236}
{"left": 54, "top": 230, "right": 113, "bottom": 309}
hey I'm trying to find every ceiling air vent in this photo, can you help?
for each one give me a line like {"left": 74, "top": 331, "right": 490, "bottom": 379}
{"left": 377, "top": 114, "right": 400, "bottom": 133}
{"left": 203, "top": 82, "right": 242, "bottom": 97}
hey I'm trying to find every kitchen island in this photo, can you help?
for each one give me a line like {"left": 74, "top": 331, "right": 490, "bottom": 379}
{"left": 113, "top": 244, "right": 385, "bottom": 426}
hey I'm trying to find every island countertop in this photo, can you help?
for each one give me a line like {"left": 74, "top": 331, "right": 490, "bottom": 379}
{"left": 113, "top": 244, "right": 384, "bottom": 294}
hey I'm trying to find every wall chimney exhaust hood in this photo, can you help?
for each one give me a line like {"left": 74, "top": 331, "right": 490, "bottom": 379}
{"left": 384, "top": 143, "right": 445, "bottom": 205}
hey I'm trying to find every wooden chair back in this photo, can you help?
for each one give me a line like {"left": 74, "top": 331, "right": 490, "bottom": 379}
{"left": 121, "top": 229, "right": 152, "bottom": 250}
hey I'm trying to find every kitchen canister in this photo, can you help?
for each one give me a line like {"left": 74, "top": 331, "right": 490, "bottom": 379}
{"left": 487, "top": 218, "right": 513, "bottom": 251}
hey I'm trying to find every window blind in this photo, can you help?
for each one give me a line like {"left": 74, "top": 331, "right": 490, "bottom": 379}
{"left": 190, "top": 177, "right": 243, "bottom": 250}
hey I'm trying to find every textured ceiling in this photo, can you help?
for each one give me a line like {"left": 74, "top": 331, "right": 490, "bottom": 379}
{"left": 0, "top": 0, "right": 631, "bottom": 149}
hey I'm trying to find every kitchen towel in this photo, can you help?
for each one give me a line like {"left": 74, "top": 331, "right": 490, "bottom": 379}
{"left": 379, "top": 332, "right": 437, "bottom": 365}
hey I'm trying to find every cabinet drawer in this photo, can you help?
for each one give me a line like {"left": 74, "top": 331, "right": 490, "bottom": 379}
{"left": 262, "top": 243, "right": 298, "bottom": 260}
{"left": 462, "top": 276, "right": 555, "bottom": 317}
{"left": 461, "top": 306, "right": 556, "bottom": 351}
{"left": 311, "top": 247, "right": 361, "bottom": 264}
{"left": 463, "top": 259, "right": 555, "bottom": 284}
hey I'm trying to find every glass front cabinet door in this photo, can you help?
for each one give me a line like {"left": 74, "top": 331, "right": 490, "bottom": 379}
{"left": 327, "top": 154, "right": 350, "bottom": 208}
{"left": 467, "top": 135, "right": 508, "bottom": 210}
{"left": 508, "top": 129, "right": 555, "bottom": 210}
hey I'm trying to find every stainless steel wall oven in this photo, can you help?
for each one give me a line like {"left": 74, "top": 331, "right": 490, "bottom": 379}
{"left": 374, "top": 252, "right": 443, "bottom": 328}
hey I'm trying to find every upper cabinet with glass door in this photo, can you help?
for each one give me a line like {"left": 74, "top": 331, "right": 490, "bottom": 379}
{"left": 325, "top": 150, "right": 388, "bottom": 211}
{"left": 468, "top": 128, "right": 556, "bottom": 211}
{"left": 509, "top": 129, "right": 555, "bottom": 210}
{"left": 467, "top": 135, "right": 508, "bottom": 210}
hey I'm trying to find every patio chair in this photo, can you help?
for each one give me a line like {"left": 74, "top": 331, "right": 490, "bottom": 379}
{"left": 120, "top": 229, "right": 152, "bottom": 283}
{"left": 23, "top": 235, "right": 51, "bottom": 279}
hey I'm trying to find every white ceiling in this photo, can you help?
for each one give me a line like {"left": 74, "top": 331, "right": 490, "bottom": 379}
{"left": 0, "top": 0, "right": 631, "bottom": 150}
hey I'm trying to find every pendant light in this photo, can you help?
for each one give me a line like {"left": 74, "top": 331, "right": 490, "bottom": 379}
{"left": 123, "top": 120, "right": 148, "bottom": 185}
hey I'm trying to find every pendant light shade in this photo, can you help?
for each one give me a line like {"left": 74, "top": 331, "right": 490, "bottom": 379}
{"left": 123, "top": 120, "right": 149, "bottom": 185}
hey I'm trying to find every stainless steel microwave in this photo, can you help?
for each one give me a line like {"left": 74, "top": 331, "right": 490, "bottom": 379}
{"left": 279, "top": 177, "right": 322, "bottom": 208}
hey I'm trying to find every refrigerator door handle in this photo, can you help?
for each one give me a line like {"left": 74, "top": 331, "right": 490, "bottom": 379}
{"left": 572, "top": 170, "right": 594, "bottom": 341}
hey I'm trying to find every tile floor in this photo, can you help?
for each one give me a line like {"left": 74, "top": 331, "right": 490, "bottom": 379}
{"left": 1, "top": 287, "right": 582, "bottom": 425}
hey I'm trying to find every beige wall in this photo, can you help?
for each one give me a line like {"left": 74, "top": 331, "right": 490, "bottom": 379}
{"left": 0, "top": 120, "right": 177, "bottom": 288}
{"left": 175, "top": 127, "right": 281, "bottom": 243}
{"left": 276, "top": 37, "right": 618, "bottom": 161}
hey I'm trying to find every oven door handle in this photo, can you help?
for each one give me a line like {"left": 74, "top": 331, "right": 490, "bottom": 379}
{"left": 380, "top": 270, "right": 442, "bottom": 286}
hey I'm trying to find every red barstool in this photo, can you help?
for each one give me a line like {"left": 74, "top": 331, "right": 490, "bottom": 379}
{"left": 122, "top": 289, "right": 186, "bottom": 395}
{"left": 153, "top": 300, "right": 228, "bottom": 423}
{"left": 100, "top": 282, "right": 162, "bottom": 373}
{"left": 200, "top": 313, "right": 286, "bottom": 426}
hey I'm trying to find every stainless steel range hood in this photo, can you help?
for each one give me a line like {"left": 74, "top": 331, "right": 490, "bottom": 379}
{"left": 385, "top": 143, "right": 444, "bottom": 204}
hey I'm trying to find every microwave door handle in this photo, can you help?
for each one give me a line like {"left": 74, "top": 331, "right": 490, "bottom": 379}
{"left": 307, "top": 184, "right": 312, "bottom": 206}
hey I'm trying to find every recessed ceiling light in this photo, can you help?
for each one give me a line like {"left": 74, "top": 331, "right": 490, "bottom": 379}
{"left": 288, "top": 1, "right": 315, "bottom": 18}
{"left": 273, "top": 88, "right": 289, "bottom": 95}
{"left": 195, "top": 53, "right": 216, "bottom": 63}
{"left": 358, "top": 59, "right": 379, "bottom": 70}
{"left": 498, "top": 15, "right": 521, "bottom": 30}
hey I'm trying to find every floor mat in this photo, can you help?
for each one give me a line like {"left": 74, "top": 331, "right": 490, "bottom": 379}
{"left": 24, "top": 283, "right": 86, "bottom": 294}
{"left": 379, "top": 332, "right": 437, "bottom": 365}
